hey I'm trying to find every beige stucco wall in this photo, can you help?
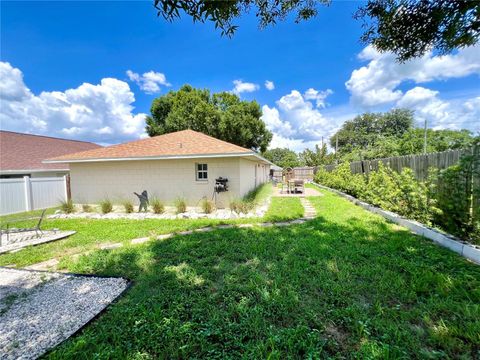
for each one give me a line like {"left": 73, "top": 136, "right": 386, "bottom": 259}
{"left": 70, "top": 157, "right": 269, "bottom": 208}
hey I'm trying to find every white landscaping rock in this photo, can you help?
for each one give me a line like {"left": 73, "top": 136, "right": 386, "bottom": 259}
{"left": 0, "top": 268, "right": 128, "bottom": 360}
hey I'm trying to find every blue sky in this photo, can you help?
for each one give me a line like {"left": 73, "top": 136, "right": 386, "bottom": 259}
{"left": 1, "top": 1, "right": 479, "bottom": 150}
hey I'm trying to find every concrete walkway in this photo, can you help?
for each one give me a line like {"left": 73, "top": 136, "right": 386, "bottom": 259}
{"left": 301, "top": 198, "right": 317, "bottom": 219}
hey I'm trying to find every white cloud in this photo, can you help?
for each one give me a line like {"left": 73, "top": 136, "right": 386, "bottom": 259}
{"left": 1, "top": 61, "right": 147, "bottom": 144}
{"left": 265, "top": 80, "right": 275, "bottom": 90}
{"left": 396, "top": 87, "right": 480, "bottom": 131}
{"left": 232, "top": 80, "right": 259, "bottom": 94}
{"left": 268, "top": 133, "right": 320, "bottom": 153}
{"left": 346, "top": 45, "right": 480, "bottom": 107}
{"left": 126, "top": 70, "right": 170, "bottom": 94}
{"left": 262, "top": 88, "right": 341, "bottom": 151}
{"left": 303, "top": 88, "right": 333, "bottom": 108}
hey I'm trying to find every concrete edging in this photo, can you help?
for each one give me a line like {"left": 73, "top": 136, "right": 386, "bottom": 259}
{"left": 311, "top": 182, "right": 480, "bottom": 265}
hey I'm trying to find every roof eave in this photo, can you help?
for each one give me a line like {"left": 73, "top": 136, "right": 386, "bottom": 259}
{"left": 0, "top": 168, "right": 70, "bottom": 174}
{"left": 43, "top": 151, "right": 258, "bottom": 164}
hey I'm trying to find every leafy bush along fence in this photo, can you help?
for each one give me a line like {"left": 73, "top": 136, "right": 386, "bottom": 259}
{"left": 323, "top": 148, "right": 468, "bottom": 180}
{"left": 315, "top": 146, "right": 479, "bottom": 244}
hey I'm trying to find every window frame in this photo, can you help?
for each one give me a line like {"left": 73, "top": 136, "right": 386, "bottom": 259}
{"left": 195, "top": 163, "right": 208, "bottom": 181}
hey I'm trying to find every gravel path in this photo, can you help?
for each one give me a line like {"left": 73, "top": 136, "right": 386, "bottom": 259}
{"left": 0, "top": 268, "right": 128, "bottom": 360}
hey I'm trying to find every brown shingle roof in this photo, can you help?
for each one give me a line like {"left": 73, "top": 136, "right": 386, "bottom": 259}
{"left": 47, "top": 130, "right": 254, "bottom": 162}
{"left": 0, "top": 131, "right": 101, "bottom": 171}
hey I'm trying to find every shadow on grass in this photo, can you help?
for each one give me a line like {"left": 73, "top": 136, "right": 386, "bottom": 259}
{"left": 49, "top": 215, "right": 480, "bottom": 359}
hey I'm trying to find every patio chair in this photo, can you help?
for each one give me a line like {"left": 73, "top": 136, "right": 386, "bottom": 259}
{"left": 293, "top": 179, "right": 305, "bottom": 193}
{"left": 0, "top": 209, "right": 46, "bottom": 246}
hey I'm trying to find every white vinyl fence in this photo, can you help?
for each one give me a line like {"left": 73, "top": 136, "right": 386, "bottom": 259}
{"left": 0, "top": 176, "right": 67, "bottom": 216}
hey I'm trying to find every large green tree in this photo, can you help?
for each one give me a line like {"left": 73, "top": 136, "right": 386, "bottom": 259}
{"left": 152, "top": 0, "right": 480, "bottom": 61}
{"left": 262, "top": 148, "right": 302, "bottom": 168}
{"left": 146, "top": 85, "right": 272, "bottom": 152}
{"left": 299, "top": 143, "right": 333, "bottom": 166}
{"left": 330, "top": 109, "right": 476, "bottom": 161}
{"left": 330, "top": 108, "right": 414, "bottom": 158}
{"left": 398, "top": 128, "right": 476, "bottom": 155}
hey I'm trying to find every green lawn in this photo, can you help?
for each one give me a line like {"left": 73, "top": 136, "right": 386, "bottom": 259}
{"left": 0, "top": 187, "right": 299, "bottom": 268}
{"left": 264, "top": 197, "right": 304, "bottom": 222}
{"left": 36, "top": 188, "right": 479, "bottom": 358}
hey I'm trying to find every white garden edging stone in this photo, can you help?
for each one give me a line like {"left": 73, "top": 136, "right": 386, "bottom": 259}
{"left": 312, "top": 182, "right": 480, "bottom": 265}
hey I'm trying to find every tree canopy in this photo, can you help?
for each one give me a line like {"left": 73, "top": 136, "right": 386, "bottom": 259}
{"left": 330, "top": 108, "right": 476, "bottom": 161}
{"left": 146, "top": 85, "right": 272, "bottom": 152}
{"left": 299, "top": 143, "right": 334, "bottom": 167}
{"left": 356, "top": 0, "right": 480, "bottom": 62}
{"left": 262, "top": 148, "right": 302, "bottom": 169}
{"left": 330, "top": 109, "right": 414, "bottom": 157}
{"left": 152, "top": 0, "right": 480, "bottom": 61}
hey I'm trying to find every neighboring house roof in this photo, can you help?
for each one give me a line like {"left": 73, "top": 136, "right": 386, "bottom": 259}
{"left": 45, "top": 130, "right": 273, "bottom": 165}
{"left": 0, "top": 130, "right": 101, "bottom": 173}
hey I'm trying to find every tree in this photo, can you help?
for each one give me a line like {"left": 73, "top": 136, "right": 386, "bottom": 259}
{"left": 330, "top": 109, "right": 476, "bottom": 161}
{"left": 299, "top": 143, "right": 333, "bottom": 166}
{"left": 262, "top": 148, "right": 302, "bottom": 168}
{"left": 146, "top": 85, "right": 272, "bottom": 152}
{"left": 330, "top": 108, "right": 414, "bottom": 158}
{"left": 398, "top": 128, "right": 476, "bottom": 155}
{"left": 152, "top": 0, "right": 480, "bottom": 61}
{"left": 356, "top": 0, "right": 480, "bottom": 62}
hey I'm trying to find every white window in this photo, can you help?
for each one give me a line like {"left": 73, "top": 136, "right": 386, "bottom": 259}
{"left": 196, "top": 163, "right": 208, "bottom": 181}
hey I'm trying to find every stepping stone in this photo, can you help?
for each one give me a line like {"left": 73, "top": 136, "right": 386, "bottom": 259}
{"left": 177, "top": 230, "right": 194, "bottom": 235}
{"left": 290, "top": 219, "right": 306, "bottom": 224}
{"left": 99, "top": 243, "right": 123, "bottom": 250}
{"left": 157, "top": 233, "right": 173, "bottom": 240}
{"left": 195, "top": 227, "right": 214, "bottom": 232}
{"left": 274, "top": 222, "right": 291, "bottom": 227}
{"left": 25, "top": 258, "right": 59, "bottom": 271}
{"left": 236, "top": 224, "right": 253, "bottom": 228}
{"left": 259, "top": 222, "right": 274, "bottom": 227}
{"left": 217, "top": 224, "right": 234, "bottom": 229}
{"left": 131, "top": 237, "right": 150, "bottom": 245}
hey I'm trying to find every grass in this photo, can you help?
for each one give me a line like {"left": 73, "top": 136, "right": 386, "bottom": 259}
{"left": 0, "top": 196, "right": 299, "bottom": 269}
{"left": 263, "top": 197, "right": 304, "bottom": 222}
{"left": 231, "top": 183, "right": 274, "bottom": 213}
{"left": 244, "top": 182, "right": 272, "bottom": 204}
{"left": 32, "top": 188, "right": 480, "bottom": 358}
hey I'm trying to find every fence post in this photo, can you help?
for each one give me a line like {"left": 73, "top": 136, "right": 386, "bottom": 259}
{"left": 64, "top": 175, "right": 71, "bottom": 201}
{"left": 23, "top": 176, "right": 33, "bottom": 211}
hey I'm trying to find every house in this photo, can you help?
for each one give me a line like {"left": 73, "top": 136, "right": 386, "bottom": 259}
{"left": 0, "top": 130, "right": 101, "bottom": 179}
{"left": 45, "top": 130, "right": 272, "bottom": 208}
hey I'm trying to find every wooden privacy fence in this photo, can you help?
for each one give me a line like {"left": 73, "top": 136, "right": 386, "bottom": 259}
{"left": 271, "top": 167, "right": 315, "bottom": 182}
{"left": 320, "top": 148, "right": 470, "bottom": 180}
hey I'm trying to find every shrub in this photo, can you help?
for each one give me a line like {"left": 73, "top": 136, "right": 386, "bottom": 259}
{"left": 432, "top": 147, "right": 480, "bottom": 243}
{"left": 99, "top": 199, "right": 113, "bottom": 214}
{"left": 151, "top": 198, "right": 165, "bottom": 214}
{"left": 315, "top": 162, "right": 438, "bottom": 225}
{"left": 230, "top": 199, "right": 254, "bottom": 214}
{"left": 123, "top": 200, "right": 134, "bottom": 213}
{"left": 60, "top": 199, "right": 75, "bottom": 214}
{"left": 82, "top": 204, "right": 93, "bottom": 213}
{"left": 174, "top": 198, "right": 187, "bottom": 214}
{"left": 200, "top": 198, "right": 215, "bottom": 214}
